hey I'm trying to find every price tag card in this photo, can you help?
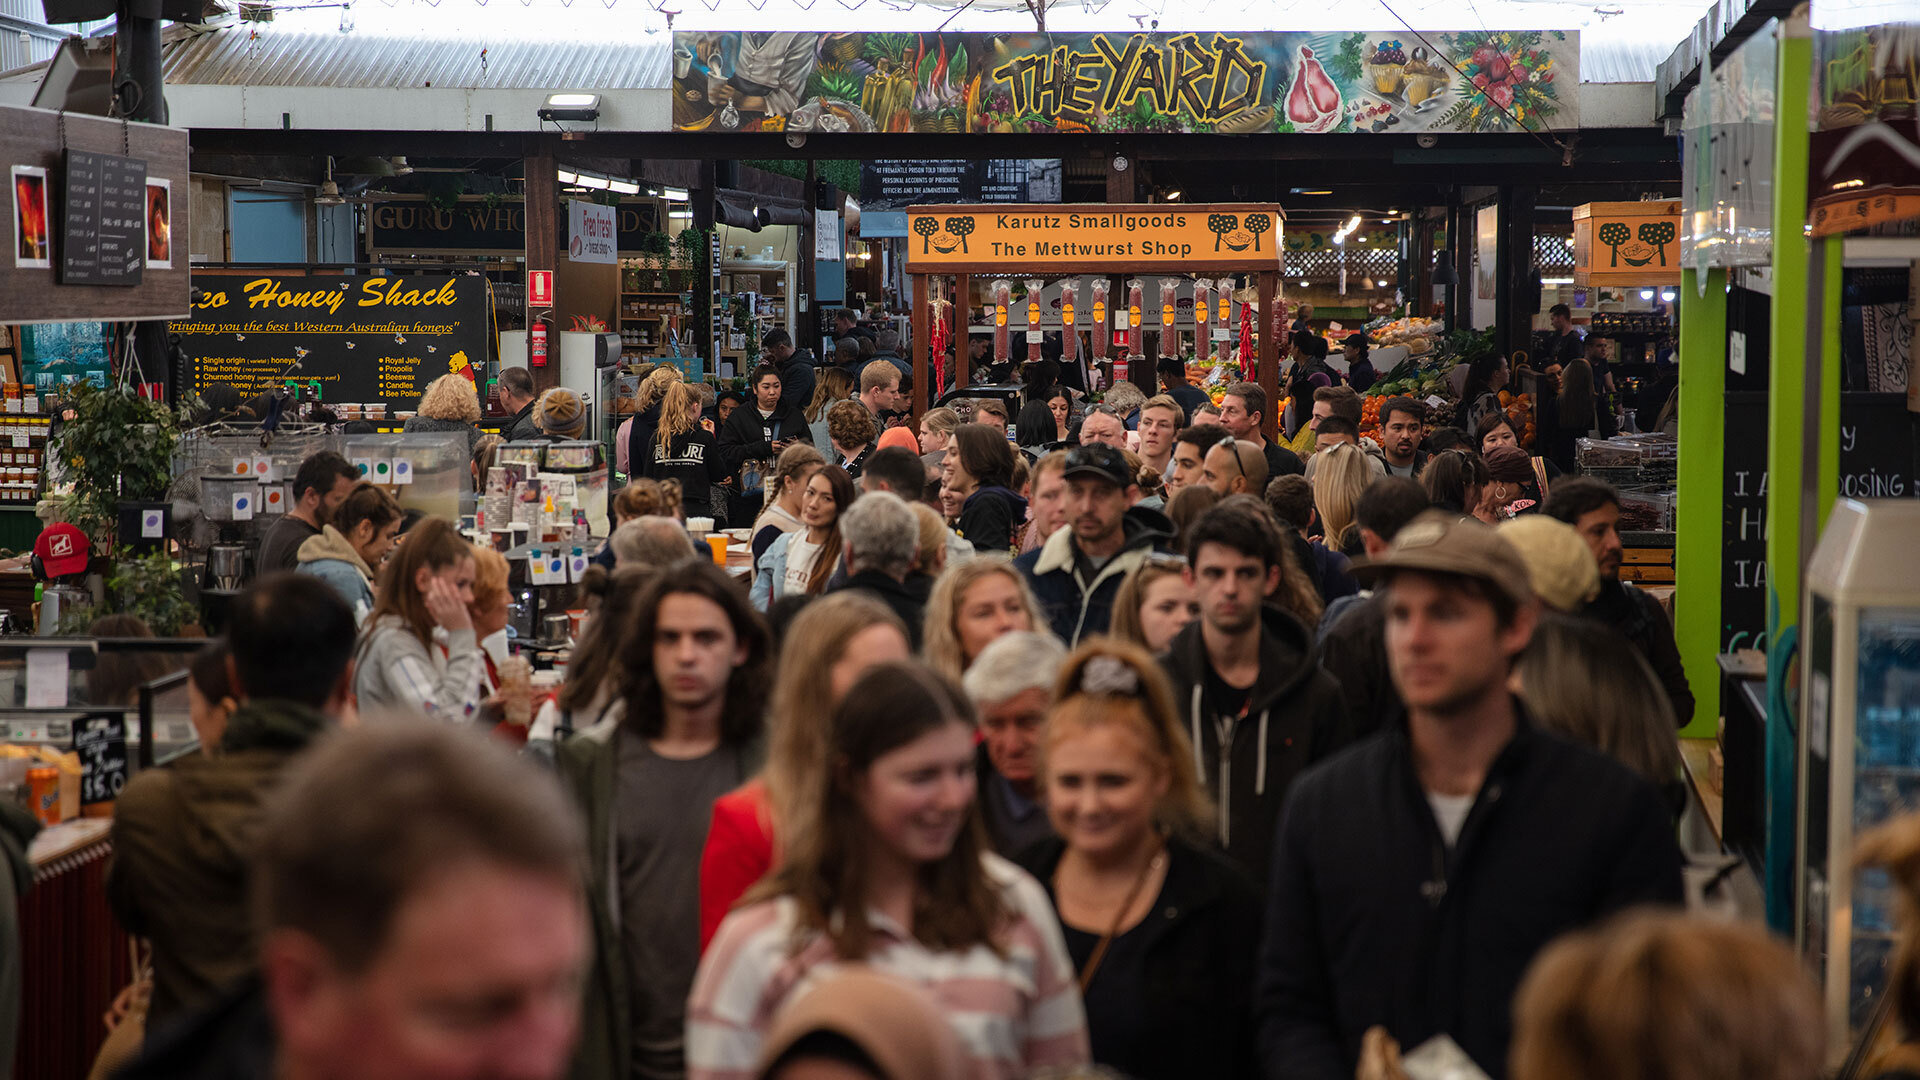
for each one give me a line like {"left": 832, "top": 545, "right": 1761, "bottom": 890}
{"left": 351, "top": 458, "right": 374, "bottom": 479}
{"left": 1026, "top": 331, "right": 1043, "bottom": 343}
{"left": 21, "top": 395, "right": 36, "bottom": 414}
{"left": 73, "top": 715, "right": 128, "bottom": 806}
{"left": 527, "top": 549, "right": 552, "bottom": 585}
{"left": 392, "top": 458, "right": 414, "bottom": 485}
{"left": 261, "top": 484, "right": 287, "bottom": 514}
{"left": 230, "top": 459, "right": 252, "bottom": 476}
{"left": 4, "top": 398, "right": 19, "bottom": 415}
{"left": 231, "top": 487, "right": 255, "bottom": 520}
{"left": 1212, "top": 328, "right": 1231, "bottom": 341}
{"left": 140, "top": 508, "right": 164, "bottom": 538}
{"left": 369, "top": 459, "right": 394, "bottom": 484}
{"left": 550, "top": 551, "right": 570, "bottom": 583}
{"left": 568, "top": 550, "right": 590, "bottom": 580}
{"left": 252, "top": 455, "right": 274, "bottom": 478}
{"left": 9, "top": 435, "right": 25, "bottom": 449}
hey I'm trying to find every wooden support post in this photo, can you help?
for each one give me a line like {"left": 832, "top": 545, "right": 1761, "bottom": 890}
{"left": 524, "top": 147, "right": 559, "bottom": 392}
{"left": 911, "top": 272, "right": 929, "bottom": 419}
{"left": 953, "top": 273, "right": 971, "bottom": 389}
{"left": 1256, "top": 270, "right": 1279, "bottom": 441}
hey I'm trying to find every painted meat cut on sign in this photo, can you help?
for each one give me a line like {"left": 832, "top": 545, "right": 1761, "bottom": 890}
{"left": 672, "top": 30, "right": 1578, "bottom": 136}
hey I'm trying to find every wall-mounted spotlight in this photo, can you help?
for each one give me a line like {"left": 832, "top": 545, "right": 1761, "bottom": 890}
{"left": 539, "top": 93, "right": 601, "bottom": 123}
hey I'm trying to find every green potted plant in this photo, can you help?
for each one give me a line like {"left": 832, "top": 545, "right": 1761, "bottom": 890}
{"left": 47, "top": 381, "right": 181, "bottom": 547}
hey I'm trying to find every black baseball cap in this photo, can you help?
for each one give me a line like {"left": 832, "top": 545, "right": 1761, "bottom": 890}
{"left": 1062, "top": 443, "right": 1133, "bottom": 489}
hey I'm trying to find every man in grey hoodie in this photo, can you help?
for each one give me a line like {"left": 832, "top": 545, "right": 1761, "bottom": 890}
{"left": 1161, "top": 498, "right": 1350, "bottom": 887}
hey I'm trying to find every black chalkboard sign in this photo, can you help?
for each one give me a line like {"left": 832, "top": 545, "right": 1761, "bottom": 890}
{"left": 1721, "top": 392, "right": 1920, "bottom": 654}
{"left": 72, "top": 713, "right": 129, "bottom": 805}
{"left": 59, "top": 149, "right": 146, "bottom": 287}
{"left": 169, "top": 274, "right": 491, "bottom": 412}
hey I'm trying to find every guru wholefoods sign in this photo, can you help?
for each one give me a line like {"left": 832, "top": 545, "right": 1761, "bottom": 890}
{"left": 903, "top": 204, "right": 1283, "bottom": 271}
{"left": 367, "top": 199, "right": 661, "bottom": 254}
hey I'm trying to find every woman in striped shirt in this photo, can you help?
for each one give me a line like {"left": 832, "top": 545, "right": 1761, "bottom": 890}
{"left": 687, "top": 660, "right": 1089, "bottom": 1080}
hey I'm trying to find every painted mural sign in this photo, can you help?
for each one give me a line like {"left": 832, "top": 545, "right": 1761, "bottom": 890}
{"left": 1808, "top": 24, "right": 1920, "bottom": 237}
{"left": 671, "top": 30, "right": 1578, "bottom": 136}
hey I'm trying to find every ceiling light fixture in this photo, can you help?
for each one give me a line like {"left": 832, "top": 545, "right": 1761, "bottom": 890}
{"left": 576, "top": 173, "right": 611, "bottom": 190}
{"left": 556, "top": 169, "right": 580, "bottom": 184}
{"left": 539, "top": 93, "right": 601, "bottom": 123}
{"left": 608, "top": 178, "right": 641, "bottom": 195}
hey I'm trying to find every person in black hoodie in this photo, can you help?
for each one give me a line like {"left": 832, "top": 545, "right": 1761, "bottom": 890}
{"left": 943, "top": 423, "right": 1027, "bottom": 557}
{"left": 719, "top": 363, "right": 811, "bottom": 527}
{"left": 1542, "top": 478, "right": 1694, "bottom": 726}
{"left": 1256, "top": 512, "right": 1685, "bottom": 1080}
{"left": 759, "top": 329, "right": 817, "bottom": 417}
{"left": 638, "top": 381, "right": 730, "bottom": 516}
{"left": 1160, "top": 499, "right": 1348, "bottom": 887}
{"left": 1013, "top": 443, "right": 1175, "bottom": 646}
{"left": 1018, "top": 638, "right": 1261, "bottom": 1080}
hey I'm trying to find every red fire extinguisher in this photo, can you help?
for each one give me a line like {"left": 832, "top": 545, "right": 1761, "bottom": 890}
{"left": 529, "top": 320, "right": 548, "bottom": 368}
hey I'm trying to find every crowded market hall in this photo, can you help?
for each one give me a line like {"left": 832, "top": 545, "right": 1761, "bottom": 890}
{"left": 1, "top": 0, "right": 1919, "bottom": 1074}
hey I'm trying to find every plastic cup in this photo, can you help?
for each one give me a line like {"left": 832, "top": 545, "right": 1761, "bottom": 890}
{"left": 705, "top": 534, "right": 730, "bottom": 565}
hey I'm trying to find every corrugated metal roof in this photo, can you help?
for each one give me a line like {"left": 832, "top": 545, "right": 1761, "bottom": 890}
{"left": 161, "top": 24, "right": 670, "bottom": 89}
{"left": 1580, "top": 34, "right": 1672, "bottom": 83}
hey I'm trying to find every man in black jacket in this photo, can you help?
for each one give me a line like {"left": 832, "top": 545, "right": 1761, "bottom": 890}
{"left": 718, "top": 363, "right": 811, "bottom": 527}
{"left": 498, "top": 365, "right": 541, "bottom": 442}
{"left": 1257, "top": 512, "right": 1684, "bottom": 1080}
{"left": 1543, "top": 478, "right": 1694, "bottom": 726}
{"left": 1162, "top": 498, "right": 1349, "bottom": 887}
{"left": 761, "top": 329, "right": 816, "bottom": 416}
{"left": 1314, "top": 477, "right": 1431, "bottom": 739}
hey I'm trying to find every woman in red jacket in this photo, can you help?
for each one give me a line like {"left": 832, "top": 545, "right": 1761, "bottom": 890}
{"left": 697, "top": 592, "right": 911, "bottom": 950}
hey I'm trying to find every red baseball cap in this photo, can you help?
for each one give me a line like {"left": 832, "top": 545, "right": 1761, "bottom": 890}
{"left": 33, "top": 522, "right": 91, "bottom": 578}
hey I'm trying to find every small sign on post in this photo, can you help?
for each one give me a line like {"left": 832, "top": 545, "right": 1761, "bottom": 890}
{"left": 528, "top": 270, "right": 554, "bottom": 308}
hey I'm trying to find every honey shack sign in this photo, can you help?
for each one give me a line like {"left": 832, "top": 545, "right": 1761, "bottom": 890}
{"left": 904, "top": 204, "right": 1284, "bottom": 272}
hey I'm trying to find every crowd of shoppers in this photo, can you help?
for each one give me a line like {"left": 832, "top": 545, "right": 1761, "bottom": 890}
{"left": 84, "top": 355, "right": 1764, "bottom": 1080}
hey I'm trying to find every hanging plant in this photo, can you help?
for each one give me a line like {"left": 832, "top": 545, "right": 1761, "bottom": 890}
{"left": 47, "top": 381, "right": 182, "bottom": 546}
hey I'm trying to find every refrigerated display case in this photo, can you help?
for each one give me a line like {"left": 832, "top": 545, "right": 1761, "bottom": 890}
{"left": 1796, "top": 498, "right": 1920, "bottom": 1059}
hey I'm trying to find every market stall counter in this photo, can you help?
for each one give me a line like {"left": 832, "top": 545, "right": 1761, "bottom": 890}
{"left": 903, "top": 204, "right": 1288, "bottom": 436}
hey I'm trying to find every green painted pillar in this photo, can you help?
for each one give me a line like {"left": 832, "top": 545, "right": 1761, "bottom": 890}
{"left": 1763, "top": 12, "right": 1813, "bottom": 930}
{"left": 1674, "top": 266, "right": 1726, "bottom": 739}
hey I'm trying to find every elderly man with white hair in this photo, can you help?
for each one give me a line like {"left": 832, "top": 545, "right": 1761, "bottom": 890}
{"left": 826, "top": 490, "right": 925, "bottom": 646}
{"left": 961, "top": 630, "right": 1069, "bottom": 858}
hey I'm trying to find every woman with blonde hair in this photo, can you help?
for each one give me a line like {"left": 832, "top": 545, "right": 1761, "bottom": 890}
{"left": 1015, "top": 639, "right": 1258, "bottom": 1080}
{"left": 697, "top": 593, "right": 912, "bottom": 951}
{"left": 1109, "top": 555, "right": 1197, "bottom": 654}
{"left": 750, "top": 443, "right": 825, "bottom": 562}
{"left": 923, "top": 558, "right": 1050, "bottom": 682}
{"left": 1311, "top": 442, "right": 1372, "bottom": 559}
{"left": 638, "top": 381, "right": 728, "bottom": 513}
{"left": 617, "top": 363, "right": 684, "bottom": 474}
{"left": 689, "top": 660, "right": 1089, "bottom": 1079}
{"left": 470, "top": 432, "right": 502, "bottom": 491}
{"left": 911, "top": 501, "right": 954, "bottom": 578}
{"left": 405, "top": 373, "right": 484, "bottom": 451}
{"left": 1508, "top": 911, "right": 1822, "bottom": 1080}
{"left": 805, "top": 366, "right": 856, "bottom": 450}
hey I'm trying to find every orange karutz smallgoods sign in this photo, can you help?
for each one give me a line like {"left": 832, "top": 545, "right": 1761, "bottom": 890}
{"left": 903, "top": 204, "right": 1285, "bottom": 271}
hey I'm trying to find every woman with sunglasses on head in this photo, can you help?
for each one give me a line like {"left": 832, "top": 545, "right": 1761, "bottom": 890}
{"left": 688, "top": 660, "right": 1090, "bottom": 1080}
{"left": 1016, "top": 639, "right": 1260, "bottom": 1080}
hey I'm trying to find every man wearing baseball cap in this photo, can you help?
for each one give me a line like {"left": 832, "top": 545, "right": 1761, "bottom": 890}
{"left": 1256, "top": 512, "right": 1683, "bottom": 1080}
{"left": 1013, "top": 443, "right": 1173, "bottom": 646}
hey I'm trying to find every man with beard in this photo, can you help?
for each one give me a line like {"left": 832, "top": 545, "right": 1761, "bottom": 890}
{"left": 1257, "top": 512, "right": 1682, "bottom": 1079}
{"left": 1544, "top": 478, "right": 1693, "bottom": 725}
{"left": 1377, "top": 397, "right": 1431, "bottom": 479}
{"left": 1014, "top": 444, "right": 1174, "bottom": 646}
